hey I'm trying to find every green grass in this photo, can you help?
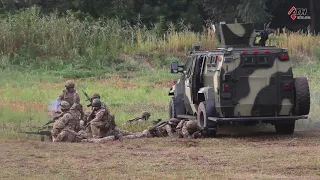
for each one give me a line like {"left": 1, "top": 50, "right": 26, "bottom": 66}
{"left": 0, "top": 68, "right": 181, "bottom": 139}
{"left": 0, "top": 6, "right": 320, "bottom": 140}
{"left": 1, "top": 6, "right": 319, "bottom": 73}
{"left": 0, "top": 62, "right": 320, "bottom": 140}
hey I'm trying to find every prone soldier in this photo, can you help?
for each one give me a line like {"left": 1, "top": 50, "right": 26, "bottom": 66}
{"left": 146, "top": 118, "right": 180, "bottom": 137}
{"left": 176, "top": 119, "right": 202, "bottom": 139}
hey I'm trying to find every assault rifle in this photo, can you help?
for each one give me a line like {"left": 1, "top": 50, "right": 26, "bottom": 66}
{"left": 19, "top": 130, "right": 51, "bottom": 136}
{"left": 82, "top": 89, "right": 92, "bottom": 107}
{"left": 19, "top": 125, "right": 53, "bottom": 141}
{"left": 127, "top": 117, "right": 143, "bottom": 123}
{"left": 39, "top": 113, "right": 61, "bottom": 128}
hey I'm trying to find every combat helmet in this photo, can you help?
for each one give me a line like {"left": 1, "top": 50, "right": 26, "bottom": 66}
{"left": 169, "top": 118, "right": 180, "bottom": 124}
{"left": 60, "top": 100, "right": 71, "bottom": 110}
{"left": 65, "top": 80, "right": 75, "bottom": 88}
{"left": 92, "top": 98, "right": 102, "bottom": 107}
{"left": 91, "top": 93, "right": 100, "bottom": 99}
{"left": 186, "top": 120, "right": 198, "bottom": 130}
{"left": 140, "top": 111, "right": 150, "bottom": 120}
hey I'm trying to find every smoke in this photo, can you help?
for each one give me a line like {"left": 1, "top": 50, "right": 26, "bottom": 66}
{"left": 47, "top": 100, "right": 57, "bottom": 112}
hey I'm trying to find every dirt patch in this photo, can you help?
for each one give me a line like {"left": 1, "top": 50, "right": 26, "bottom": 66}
{"left": 0, "top": 128, "right": 319, "bottom": 180}
{"left": 0, "top": 101, "right": 45, "bottom": 112}
{"left": 152, "top": 80, "right": 175, "bottom": 88}
{"left": 117, "top": 103, "right": 166, "bottom": 114}
{"left": 100, "top": 78, "right": 139, "bottom": 89}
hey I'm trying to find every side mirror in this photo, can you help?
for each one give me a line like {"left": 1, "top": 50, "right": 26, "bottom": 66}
{"left": 170, "top": 62, "right": 182, "bottom": 73}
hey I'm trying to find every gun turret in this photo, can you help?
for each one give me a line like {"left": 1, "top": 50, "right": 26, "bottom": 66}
{"left": 217, "top": 22, "right": 256, "bottom": 47}
{"left": 254, "top": 29, "right": 275, "bottom": 46}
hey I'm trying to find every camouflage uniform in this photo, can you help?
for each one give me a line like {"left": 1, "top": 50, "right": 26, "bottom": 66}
{"left": 89, "top": 99, "right": 122, "bottom": 140}
{"left": 54, "top": 129, "right": 86, "bottom": 142}
{"left": 81, "top": 130, "right": 150, "bottom": 143}
{"left": 51, "top": 101, "right": 79, "bottom": 142}
{"left": 147, "top": 118, "right": 179, "bottom": 137}
{"left": 82, "top": 93, "right": 109, "bottom": 132}
{"left": 176, "top": 119, "right": 200, "bottom": 138}
{"left": 70, "top": 103, "right": 84, "bottom": 132}
{"left": 90, "top": 108, "right": 109, "bottom": 138}
{"left": 90, "top": 93, "right": 108, "bottom": 109}
{"left": 55, "top": 80, "right": 80, "bottom": 112}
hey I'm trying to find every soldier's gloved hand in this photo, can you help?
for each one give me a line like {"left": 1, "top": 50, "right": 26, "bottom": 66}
{"left": 192, "top": 131, "right": 201, "bottom": 139}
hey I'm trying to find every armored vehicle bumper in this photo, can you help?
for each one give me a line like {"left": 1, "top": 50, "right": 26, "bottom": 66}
{"left": 208, "top": 115, "right": 308, "bottom": 122}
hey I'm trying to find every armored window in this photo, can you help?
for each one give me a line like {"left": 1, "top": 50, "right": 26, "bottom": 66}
{"left": 244, "top": 56, "right": 255, "bottom": 64}
{"left": 241, "top": 55, "right": 271, "bottom": 67}
{"left": 184, "top": 57, "right": 193, "bottom": 71}
{"left": 258, "top": 56, "right": 268, "bottom": 64}
{"left": 210, "top": 56, "right": 215, "bottom": 64}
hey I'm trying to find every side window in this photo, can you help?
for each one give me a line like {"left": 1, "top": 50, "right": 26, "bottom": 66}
{"left": 184, "top": 57, "right": 193, "bottom": 72}
{"left": 207, "top": 55, "right": 218, "bottom": 67}
{"left": 210, "top": 56, "right": 215, "bottom": 64}
{"left": 184, "top": 56, "right": 194, "bottom": 76}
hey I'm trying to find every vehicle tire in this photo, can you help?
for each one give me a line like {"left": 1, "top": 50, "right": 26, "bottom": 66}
{"left": 293, "top": 77, "right": 310, "bottom": 115}
{"left": 275, "top": 121, "right": 295, "bottom": 134}
{"left": 197, "top": 100, "right": 217, "bottom": 137}
{"left": 169, "top": 96, "right": 186, "bottom": 119}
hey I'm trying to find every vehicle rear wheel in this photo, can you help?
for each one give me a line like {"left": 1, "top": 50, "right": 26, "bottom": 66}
{"left": 293, "top": 77, "right": 310, "bottom": 115}
{"left": 275, "top": 121, "right": 295, "bottom": 134}
{"left": 169, "top": 96, "right": 186, "bottom": 119}
{"left": 197, "top": 100, "right": 217, "bottom": 137}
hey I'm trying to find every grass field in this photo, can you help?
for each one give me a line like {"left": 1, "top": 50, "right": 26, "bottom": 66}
{"left": 0, "top": 62, "right": 320, "bottom": 179}
{"left": 0, "top": 6, "right": 320, "bottom": 179}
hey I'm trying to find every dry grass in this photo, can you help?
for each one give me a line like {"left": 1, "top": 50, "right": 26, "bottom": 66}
{"left": 130, "top": 27, "right": 218, "bottom": 55}
{"left": 2, "top": 6, "right": 320, "bottom": 71}
{"left": 268, "top": 29, "right": 320, "bottom": 61}
{"left": 0, "top": 125, "right": 319, "bottom": 180}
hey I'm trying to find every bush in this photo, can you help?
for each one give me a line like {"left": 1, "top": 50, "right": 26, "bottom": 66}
{"left": 0, "top": 6, "right": 320, "bottom": 74}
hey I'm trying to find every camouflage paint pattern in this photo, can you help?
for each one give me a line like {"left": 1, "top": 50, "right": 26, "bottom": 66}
{"left": 170, "top": 22, "right": 294, "bottom": 118}
{"left": 218, "top": 22, "right": 256, "bottom": 47}
{"left": 215, "top": 47, "right": 293, "bottom": 117}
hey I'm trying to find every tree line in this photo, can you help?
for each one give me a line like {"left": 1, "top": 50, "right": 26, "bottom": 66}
{"left": 0, "top": 0, "right": 318, "bottom": 32}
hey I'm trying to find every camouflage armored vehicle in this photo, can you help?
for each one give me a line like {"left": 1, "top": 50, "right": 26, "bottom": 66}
{"left": 168, "top": 22, "right": 310, "bottom": 136}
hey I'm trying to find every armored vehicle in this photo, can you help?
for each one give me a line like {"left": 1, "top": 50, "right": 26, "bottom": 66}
{"left": 168, "top": 22, "right": 310, "bottom": 136}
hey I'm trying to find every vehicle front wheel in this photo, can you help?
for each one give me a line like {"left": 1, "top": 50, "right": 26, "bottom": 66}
{"left": 197, "top": 100, "right": 217, "bottom": 137}
{"left": 275, "top": 121, "right": 295, "bottom": 134}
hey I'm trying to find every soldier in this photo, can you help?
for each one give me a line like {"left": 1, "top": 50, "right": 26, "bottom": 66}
{"left": 147, "top": 118, "right": 179, "bottom": 137}
{"left": 127, "top": 111, "right": 151, "bottom": 123}
{"left": 51, "top": 101, "right": 84, "bottom": 142}
{"left": 81, "top": 129, "right": 150, "bottom": 143}
{"left": 82, "top": 118, "right": 181, "bottom": 143}
{"left": 90, "top": 93, "right": 107, "bottom": 109}
{"left": 55, "top": 80, "right": 80, "bottom": 112}
{"left": 81, "top": 93, "right": 110, "bottom": 129}
{"left": 89, "top": 99, "right": 122, "bottom": 140}
{"left": 140, "top": 111, "right": 151, "bottom": 121}
{"left": 176, "top": 119, "right": 202, "bottom": 139}
{"left": 70, "top": 102, "right": 84, "bottom": 132}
